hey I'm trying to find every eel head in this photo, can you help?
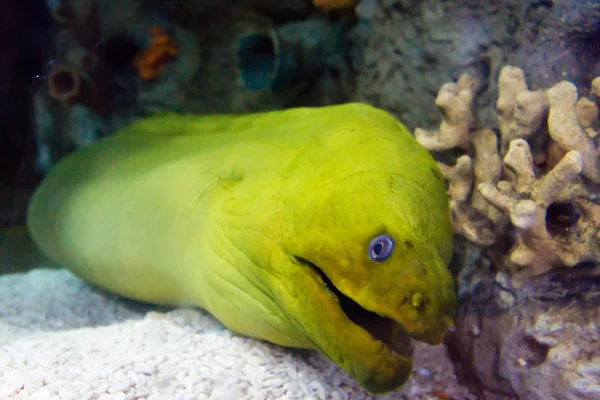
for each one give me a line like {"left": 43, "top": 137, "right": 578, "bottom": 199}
{"left": 262, "top": 169, "right": 456, "bottom": 393}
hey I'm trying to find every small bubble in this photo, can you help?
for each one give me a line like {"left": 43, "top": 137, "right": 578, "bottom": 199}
{"left": 30, "top": 74, "right": 47, "bottom": 92}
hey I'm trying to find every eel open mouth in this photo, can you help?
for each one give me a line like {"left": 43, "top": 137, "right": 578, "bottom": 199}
{"left": 297, "top": 257, "right": 414, "bottom": 356}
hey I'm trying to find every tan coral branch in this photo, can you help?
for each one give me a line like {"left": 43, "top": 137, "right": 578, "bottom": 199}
{"left": 437, "top": 155, "right": 473, "bottom": 203}
{"left": 591, "top": 77, "right": 600, "bottom": 98}
{"left": 575, "top": 97, "right": 598, "bottom": 135}
{"left": 415, "top": 74, "right": 478, "bottom": 151}
{"left": 503, "top": 139, "right": 536, "bottom": 195}
{"left": 546, "top": 81, "right": 600, "bottom": 183}
{"left": 496, "top": 66, "right": 548, "bottom": 154}
{"left": 531, "top": 151, "right": 584, "bottom": 207}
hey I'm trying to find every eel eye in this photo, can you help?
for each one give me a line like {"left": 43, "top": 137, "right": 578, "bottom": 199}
{"left": 368, "top": 234, "right": 394, "bottom": 262}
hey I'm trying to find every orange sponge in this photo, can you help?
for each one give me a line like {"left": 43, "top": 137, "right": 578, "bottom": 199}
{"left": 313, "top": 0, "right": 359, "bottom": 10}
{"left": 133, "top": 27, "right": 178, "bottom": 80}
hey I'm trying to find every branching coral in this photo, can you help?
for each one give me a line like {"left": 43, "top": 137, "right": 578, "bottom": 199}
{"left": 416, "top": 66, "right": 600, "bottom": 280}
{"left": 479, "top": 140, "right": 599, "bottom": 278}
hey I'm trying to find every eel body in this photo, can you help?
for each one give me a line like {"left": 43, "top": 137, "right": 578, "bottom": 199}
{"left": 27, "top": 103, "right": 456, "bottom": 393}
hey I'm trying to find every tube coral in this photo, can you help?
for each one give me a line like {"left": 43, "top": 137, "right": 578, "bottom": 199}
{"left": 48, "top": 64, "right": 110, "bottom": 117}
{"left": 48, "top": 65, "right": 82, "bottom": 102}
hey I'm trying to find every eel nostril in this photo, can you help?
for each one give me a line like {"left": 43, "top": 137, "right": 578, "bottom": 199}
{"left": 411, "top": 292, "right": 426, "bottom": 309}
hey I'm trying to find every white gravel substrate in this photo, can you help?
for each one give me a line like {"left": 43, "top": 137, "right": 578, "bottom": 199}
{"left": 0, "top": 268, "right": 476, "bottom": 400}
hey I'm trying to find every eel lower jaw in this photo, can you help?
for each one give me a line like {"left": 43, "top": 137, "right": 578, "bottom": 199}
{"left": 297, "top": 257, "right": 414, "bottom": 357}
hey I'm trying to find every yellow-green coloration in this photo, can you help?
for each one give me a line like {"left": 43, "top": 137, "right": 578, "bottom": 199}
{"left": 27, "top": 103, "right": 456, "bottom": 393}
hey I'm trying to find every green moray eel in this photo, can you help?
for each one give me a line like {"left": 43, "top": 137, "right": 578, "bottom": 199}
{"left": 27, "top": 103, "right": 456, "bottom": 393}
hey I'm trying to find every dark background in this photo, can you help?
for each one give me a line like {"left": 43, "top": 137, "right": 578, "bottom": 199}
{"left": 1, "top": 0, "right": 53, "bottom": 271}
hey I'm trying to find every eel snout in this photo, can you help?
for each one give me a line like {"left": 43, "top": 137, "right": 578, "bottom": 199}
{"left": 298, "top": 257, "right": 416, "bottom": 357}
